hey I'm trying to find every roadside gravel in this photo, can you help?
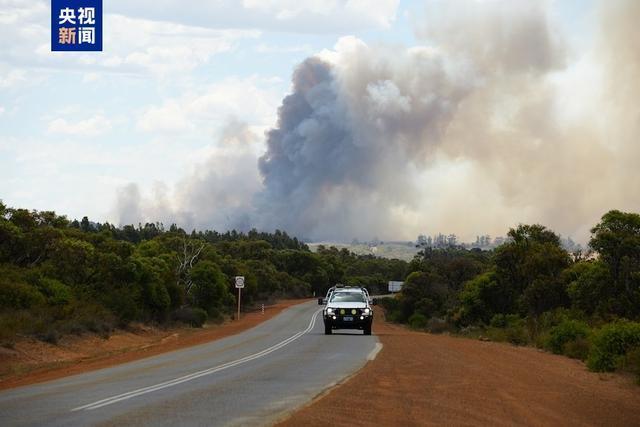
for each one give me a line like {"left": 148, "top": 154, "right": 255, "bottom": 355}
{"left": 279, "top": 311, "right": 640, "bottom": 426}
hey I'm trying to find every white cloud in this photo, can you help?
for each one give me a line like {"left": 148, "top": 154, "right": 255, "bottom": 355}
{"left": 0, "top": 0, "right": 47, "bottom": 25}
{"left": 0, "top": 2, "right": 259, "bottom": 77}
{"left": 110, "top": 0, "right": 399, "bottom": 33}
{"left": 47, "top": 114, "right": 112, "bottom": 137}
{"left": 137, "top": 77, "right": 281, "bottom": 134}
{"left": 254, "top": 43, "right": 313, "bottom": 54}
{"left": 136, "top": 100, "right": 193, "bottom": 133}
{"left": 81, "top": 72, "right": 101, "bottom": 84}
{"left": 0, "top": 69, "right": 27, "bottom": 88}
{"left": 98, "top": 15, "right": 260, "bottom": 76}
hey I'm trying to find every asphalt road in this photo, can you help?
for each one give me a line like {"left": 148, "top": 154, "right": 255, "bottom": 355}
{"left": 0, "top": 301, "right": 380, "bottom": 426}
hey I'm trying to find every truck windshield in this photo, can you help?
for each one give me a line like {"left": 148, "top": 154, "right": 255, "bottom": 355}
{"left": 330, "top": 292, "right": 365, "bottom": 303}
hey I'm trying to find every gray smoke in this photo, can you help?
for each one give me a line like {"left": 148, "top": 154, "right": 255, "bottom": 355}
{"left": 116, "top": 0, "right": 640, "bottom": 243}
{"left": 254, "top": 49, "right": 469, "bottom": 239}
{"left": 253, "top": 1, "right": 565, "bottom": 240}
{"left": 115, "top": 120, "right": 261, "bottom": 231}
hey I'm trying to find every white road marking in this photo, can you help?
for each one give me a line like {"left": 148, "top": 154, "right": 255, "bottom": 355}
{"left": 72, "top": 309, "right": 321, "bottom": 412}
{"left": 367, "top": 342, "right": 383, "bottom": 360}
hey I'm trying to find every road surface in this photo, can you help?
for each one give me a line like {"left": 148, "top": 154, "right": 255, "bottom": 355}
{"left": 0, "top": 301, "right": 379, "bottom": 426}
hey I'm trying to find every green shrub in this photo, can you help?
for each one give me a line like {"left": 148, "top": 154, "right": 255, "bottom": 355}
{"left": 486, "top": 315, "right": 528, "bottom": 345}
{"left": 82, "top": 317, "right": 113, "bottom": 337}
{"left": 0, "top": 282, "right": 46, "bottom": 309}
{"left": 408, "top": 313, "right": 428, "bottom": 330}
{"left": 587, "top": 320, "right": 640, "bottom": 372}
{"left": 37, "top": 329, "right": 60, "bottom": 345}
{"left": 563, "top": 337, "right": 591, "bottom": 360}
{"left": 378, "top": 297, "right": 399, "bottom": 311}
{"left": 618, "top": 346, "right": 640, "bottom": 383}
{"left": 0, "top": 310, "right": 31, "bottom": 343}
{"left": 489, "top": 314, "right": 508, "bottom": 328}
{"left": 56, "top": 301, "right": 116, "bottom": 337}
{"left": 37, "top": 278, "right": 73, "bottom": 306}
{"left": 172, "top": 307, "right": 208, "bottom": 327}
{"left": 206, "top": 306, "right": 224, "bottom": 324}
{"left": 384, "top": 310, "right": 400, "bottom": 323}
{"left": 545, "top": 319, "right": 590, "bottom": 355}
{"left": 379, "top": 297, "right": 402, "bottom": 323}
{"left": 504, "top": 323, "right": 529, "bottom": 345}
{"left": 427, "top": 317, "right": 452, "bottom": 334}
{"left": 537, "top": 308, "right": 586, "bottom": 331}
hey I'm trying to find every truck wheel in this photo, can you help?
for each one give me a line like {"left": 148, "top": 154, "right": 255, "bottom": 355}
{"left": 324, "top": 324, "right": 332, "bottom": 335}
{"left": 364, "top": 324, "right": 372, "bottom": 335}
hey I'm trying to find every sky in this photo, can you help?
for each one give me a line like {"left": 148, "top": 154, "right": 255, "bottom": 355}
{"left": 2, "top": 0, "right": 638, "bottom": 244}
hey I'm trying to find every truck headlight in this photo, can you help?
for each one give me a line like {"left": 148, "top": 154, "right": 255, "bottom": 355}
{"left": 363, "top": 308, "right": 371, "bottom": 315}
{"left": 326, "top": 308, "right": 334, "bottom": 315}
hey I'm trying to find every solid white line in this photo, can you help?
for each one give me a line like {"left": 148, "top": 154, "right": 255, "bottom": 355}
{"left": 72, "top": 309, "right": 321, "bottom": 412}
{"left": 367, "top": 342, "right": 383, "bottom": 361}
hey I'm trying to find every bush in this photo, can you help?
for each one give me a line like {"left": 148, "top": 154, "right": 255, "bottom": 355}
{"left": 490, "top": 314, "right": 509, "bottom": 328}
{"left": 56, "top": 301, "right": 117, "bottom": 337}
{"left": 545, "top": 319, "right": 590, "bottom": 355}
{"left": 206, "top": 306, "right": 224, "bottom": 324}
{"left": 172, "top": 307, "right": 208, "bottom": 327}
{"left": 427, "top": 317, "right": 452, "bottom": 334}
{"left": 504, "top": 324, "right": 528, "bottom": 345}
{"left": 408, "top": 313, "right": 428, "bottom": 330}
{"left": 37, "top": 278, "right": 73, "bottom": 306}
{"left": 0, "top": 310, "right": 32, "bottom": 343}
{"left": 587, "top": 320, "right": 640, "bottom": 372}
{"left": 618, "top": 346, "right": 640, "bottom": 383}
{"left": 563, "top": 337, "right": 591, "bottom": 360}
{"left": 486, "top": 315, "right": 528, "bottom": 345}
{"left": 379, "top": 297, "right": 402, "bottom": 323}
{"left": 378, "top": 297, "right": 400, "bottom": 311}
{"left": 37, "top": 329, "right": 60, "bottom": 345}
{"left": 0, "top": 281, "right": 46, "bottom": 309}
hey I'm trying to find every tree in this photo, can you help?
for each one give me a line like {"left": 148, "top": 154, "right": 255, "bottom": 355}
{"left": 190, "top": 261, "right": 231, "bottom": 315}
{"left": 566, "top": 261, "right": 613, "bottom": 316}
{"left": 457, "top": 271, "right": 507, "bottom": 325}
{"left": 8, "top": 208, "right": 37, "bottom": 230}
{"left": 80, "top": 216, "right": 92, "bottom": 232}
{"left": 49, "top": 238, "right": 95, "bottom": 286}
{"left": 0, "top": 219, "right": 22, "bottom": 263}
{"left": 175, "top": 238, "right": 205, "bottom": 297}
{"left": 590, "top": 210, "right": 640, "bottom": 317}
{"left": 493, "top": 224, "right": 570, "bottom": 315}
{"left": 136, "top": 257, "right": 172, "bottom": 320}
{"left": 398, "top": 271, "right": 447, "bottom": 321}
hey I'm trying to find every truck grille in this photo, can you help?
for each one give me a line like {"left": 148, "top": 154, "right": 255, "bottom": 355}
{"left": 337, "top": 308, "right": 361, "bottom": 316}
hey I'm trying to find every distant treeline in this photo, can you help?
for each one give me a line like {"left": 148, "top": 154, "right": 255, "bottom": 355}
{"left": 0, "top": 201, "right": 406, "bottom": 343}
{"left": 382, "top": 210, "right": 640, "bottom": 382}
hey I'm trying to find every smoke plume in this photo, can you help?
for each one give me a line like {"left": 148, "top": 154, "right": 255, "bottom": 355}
{"left": 116, "top": 0, "right": 640, "bottom": 243}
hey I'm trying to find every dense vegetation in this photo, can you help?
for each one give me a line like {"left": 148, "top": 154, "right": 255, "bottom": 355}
{"left": 382, "top": 210, "right": 640, "bottom": 382}
{"left": 0, "top": 201, "right": 407, "bottom": 344}
{"left": 3, "top": 200, "right": 639, "bottom": 381}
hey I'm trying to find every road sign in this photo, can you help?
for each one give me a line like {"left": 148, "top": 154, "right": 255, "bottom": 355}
{"left": 388, "top": 281, "right": 404, "bottom": 293}
{"left": 235, "top": 276, "right": 245, "bottom": 288}
{"left": 235, "top": 276, "right": 245, "bottom": 321}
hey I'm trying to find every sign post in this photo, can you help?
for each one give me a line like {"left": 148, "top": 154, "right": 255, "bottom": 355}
{"left": 235, "top": 276, "right": 245, "bottom": 320}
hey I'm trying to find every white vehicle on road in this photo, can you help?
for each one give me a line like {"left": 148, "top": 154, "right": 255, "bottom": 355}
{"left": 321, "top": 288, "right": 376, "bottom": 335}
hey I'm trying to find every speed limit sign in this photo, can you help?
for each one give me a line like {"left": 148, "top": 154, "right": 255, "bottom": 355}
{"left": 235, "top": 276, "right": 245, "bottom": 288}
